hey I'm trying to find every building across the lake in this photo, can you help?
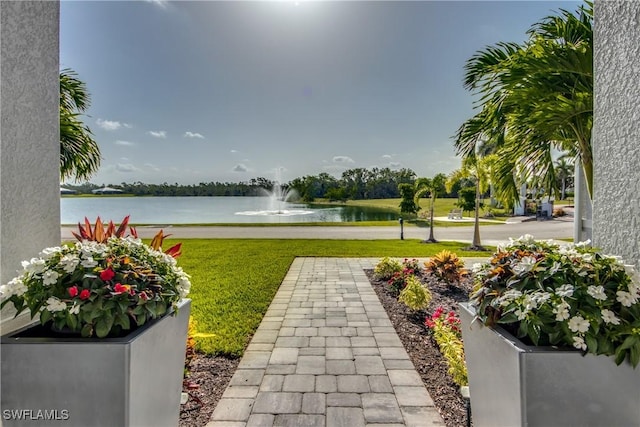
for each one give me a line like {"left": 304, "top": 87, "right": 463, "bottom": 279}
{"left": 91, "top": 186, "right": 123, "bottom": 195}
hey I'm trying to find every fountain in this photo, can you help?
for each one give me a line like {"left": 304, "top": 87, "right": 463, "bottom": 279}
{"left": 235, "top": 169, "right": 314, "bottom": 218}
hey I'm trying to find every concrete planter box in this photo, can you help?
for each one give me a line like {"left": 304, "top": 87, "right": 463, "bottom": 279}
{"left": 459, "top": 302, "right": 640, "bottom": 427}
{"left": 1, "top": 299, "right": 190, "bottom": 427}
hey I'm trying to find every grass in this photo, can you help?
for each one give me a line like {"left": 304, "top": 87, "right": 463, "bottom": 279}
{"left": 170, "top": 238, "right": 493, "bottom": 357}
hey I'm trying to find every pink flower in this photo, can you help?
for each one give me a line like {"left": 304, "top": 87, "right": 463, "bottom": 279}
{"left": 67, "top": 286, "right": 79, "bottom": 298}
{"left": 79, "top": 289, "right": 91, "bottom": 300}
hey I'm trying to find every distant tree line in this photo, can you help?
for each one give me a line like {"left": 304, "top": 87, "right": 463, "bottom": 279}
{"left": 63, "top": 167, "right": 471, "bottom": 201}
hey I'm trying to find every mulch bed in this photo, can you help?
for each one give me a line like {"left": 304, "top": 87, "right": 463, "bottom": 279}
{"left": 180, "top": 268, "right": 472, "bottom": 427}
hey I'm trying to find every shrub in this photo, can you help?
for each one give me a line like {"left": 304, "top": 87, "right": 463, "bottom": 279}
{"left": 471, "top": 234, "right": 640, "bottom": 367}
{"left": 425, "top": 250, "right": 467, "bottom": 285}
{"left": 398, "top": 275, "right": 432, "bottom": 311}
{"left": 425, "top": 307, "right": 468, "bottom": 386}
{"left": 402, "top": 258, "right": 422, "bottom": 274}
{"left": 374, "top": 257, "right": 402, "bottom": 280}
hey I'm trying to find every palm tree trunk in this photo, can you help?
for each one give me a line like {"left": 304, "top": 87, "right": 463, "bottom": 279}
{"left": 561, "top": 178, "right": 566, "bottom": 200}
{"left": 472, "top": 180, "right": 483, "bottom": 249}
{"left": 427, "top": 194, "right": 437, "bottom": 242}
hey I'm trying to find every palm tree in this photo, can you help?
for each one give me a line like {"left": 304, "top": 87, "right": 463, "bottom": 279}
{"left": 446, "top": 157, "right": 492, "bottom": 250}
{"left": 555, "top": 157, "right": 574, "bottom": 200}
{"left": 60, "top": 69, "right": 101, "bottom": 182}
{"left": 454, "top": 3, "right": 593, "bottom": 206}
{"left": 414, "top": 173, "right": 446, "bottom": 243}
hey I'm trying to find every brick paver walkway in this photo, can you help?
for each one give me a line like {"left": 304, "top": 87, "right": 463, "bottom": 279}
{"left": 206, "top": 257, "right": 445, "bottom": 427}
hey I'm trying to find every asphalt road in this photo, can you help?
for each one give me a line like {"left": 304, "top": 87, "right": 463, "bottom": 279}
{"left": 61, "top": 217, "right": 573, "bottom": 246}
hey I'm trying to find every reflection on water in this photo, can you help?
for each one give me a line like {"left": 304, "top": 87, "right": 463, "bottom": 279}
{"left": 60, "top": 196, "right": 398, "bottom": 224}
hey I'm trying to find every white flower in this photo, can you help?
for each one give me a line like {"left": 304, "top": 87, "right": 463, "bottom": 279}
{"left": 553, "top": 300, "right": 571, "bottom": 321}
{"left": 471, "top": 263, "right": 485, "bottom": 274}
{"left": 60, "top": 254, "right": 80, "bottom": 273}
{"left": 574, "top": 239, "right": 591, "bottom": 248}
{"left": 69, "top": 301, "right": 80, "bottom": 315}
{"left": 42, "top": 270, "right": 60, "bottom": 286}
{"left": 22, "top": 258, "right": 46, "bottom": 275}
{"left": 80, "top": 257, "right": 98, "bottom": 269}
{"left": 601, "top": 309, "right": 621, "bottom": 325}
{"left": 515, "top": 308, "right": 529, "bottom": 320}
{"left": 0, "top": 277, "right": 27, "bottom": 298}
{"left": 531, "top": 291, "right": 551, "bottom": 305}
{"left": 568, "top": 315, "right": 590, "bottom": 333}
{"left": 45, "top": 297, "right": 66, "bottom": 312}
{"left": 616, "top": 290, "right": 637, "bottom": 307}
{"left": 512, "top": 256, "right": 537, "bottom": 275}
{"left": 39, "top": 246, "right": 62, "bottom": 260}
{"left": 587, "top": 285, "right": 607, "bottom": 301}
{"left": 572, "top": 336, "right": 587, "bottom": 350}
{"left": 497, "top": 289, "right": 522, "bottom": 306}
{"left": 556, "top": 284, "right": 574, "bottom": 298}
{"left": 579, "top": 253, "right": 594, "bottom": 263}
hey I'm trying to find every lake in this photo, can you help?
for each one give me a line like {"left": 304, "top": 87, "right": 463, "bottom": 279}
{"left": 60, "top": 196, "right": 399, "bottom": 224}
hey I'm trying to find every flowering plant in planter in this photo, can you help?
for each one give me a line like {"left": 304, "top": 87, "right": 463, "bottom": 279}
{"left": 470, "top": 234, "right": 640, "bottom": 367}
{"left": 0, "top": 216, "right": 191, "bottom": 338}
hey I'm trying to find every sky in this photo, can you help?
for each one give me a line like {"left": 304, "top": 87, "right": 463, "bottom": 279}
{"left": 60, "top": 0, "right": 581, "bottom": 186}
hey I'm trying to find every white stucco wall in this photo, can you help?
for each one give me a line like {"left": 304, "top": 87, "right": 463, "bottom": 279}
{"left": 0, "top": 1, "right": 60, "bottom": 332}
{"left": 593, "top": 1, "right": 640, "bottom": 266}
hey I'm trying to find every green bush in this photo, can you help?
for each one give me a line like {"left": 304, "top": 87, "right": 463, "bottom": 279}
{"left": 374, "top": 257, "right": 402, "bottom": 280}
{"left": 398, "top": 275, "right": 432, "bottom": 311}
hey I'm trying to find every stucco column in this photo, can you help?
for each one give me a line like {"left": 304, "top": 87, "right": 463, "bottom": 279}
{"left": 0, "top": 1, "right": 60, "bottom": 332}
{"left": 593, "top": 1, "right": 640, "bottom": 266}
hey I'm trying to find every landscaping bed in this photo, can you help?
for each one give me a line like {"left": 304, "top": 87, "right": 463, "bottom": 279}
{"left": 366, "top": 268, "right": 473, "bottom": 427}
{"left": 180, "top": 262, "right": 474, "bottom": 427}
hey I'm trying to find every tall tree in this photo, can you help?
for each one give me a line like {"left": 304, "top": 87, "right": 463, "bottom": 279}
{"left": 398, "top": 183, "right": 419, "bottom": 215}
{"left": 455, "top": 2, "right": 593, "bottom": 205}
{"left": 60, "top": 69, "right": 101, "bottom": 182}
{"left": 555, "top": 156, "right": 574, "bottom": 200}
{"left": 414, "top": 173, "right": 447, "bottom": 243}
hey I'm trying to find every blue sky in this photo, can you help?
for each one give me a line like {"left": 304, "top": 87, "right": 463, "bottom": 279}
{"left": 61, "top": 0, "right": 580, "bottom": 185}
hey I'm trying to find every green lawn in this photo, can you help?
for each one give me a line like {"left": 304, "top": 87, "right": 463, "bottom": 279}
{"left": 171, "top": 238, "right": 492, "bottom": 357}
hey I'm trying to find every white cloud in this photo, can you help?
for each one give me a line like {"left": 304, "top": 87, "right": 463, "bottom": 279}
{"left": 333, "top": 156, "right": 355, "bottom": 164}
{"left": 389, "top": 162, "right": 401, "bottom": 168}
{"left": 230, "top": 149, "right": 238, "bottom": 153}
{"left": 232, "top": 164, "right": 248, "bottom": 172}
{"left": 96, "top": 118, "right": 130, "bottom": 131}
{"left": 381, "top": 154, "right": 393, "bottom": 160}
{"left": 115, "top": 163, "right": 139, "bottom": 173}
{"left": 147, "top": 130, "right": 167, "bottom": 138}
{"left": 120, "top": 157, "right": 131, "bottom": 162}
{"left": 184, "top": 131, "right": 204, "bottom": 139}
{"left": 115, "top": 140, "right": 134, "bottom": 146}
{"left": 144, "top": 163, "right": 161, "bottom": 172}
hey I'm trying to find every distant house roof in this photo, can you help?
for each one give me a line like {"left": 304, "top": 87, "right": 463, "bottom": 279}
{"left": 60, "top": 187, "right": 76, "bottom": 194}
{"left": 92, "top": 186, "right": 123, "bottom": 194}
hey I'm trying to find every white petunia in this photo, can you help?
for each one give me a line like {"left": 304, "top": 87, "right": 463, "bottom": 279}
{"left": 616, "top": 290, "right": 637, "bottom": 307}
{"left": 556, "top": 284, "right": 574, "bottom": 298}
{"left": 512, "top": 256, "right": 537, "bottom": 276}
{"left": 587, "top": 285, "right": 607, "bottom": 301}
{"left": 531, "top": 291, "right": 551, "bottom": 305}
{"left": 45, "top": 297, "right": 67, "bottom": 312}
{"left": 80, "top": 257, "right": 98, "bottom": 269}
{"left": 568, "top": 315, "right": 590, "bottom": 333}
{"left": 22, "top": 258, "right": 46, "bottom": 275}
{"left": 69, "top": 301, "right": 80, "bottom": 315}
{"left": 601, "top": 309, "right": 621, "bottom": 325}
{"left": 42, "top": 270, "right": 60, "bottom": 286}
{"left": 39, "top": 246, "right": 62, "bottom": 260}
{"left": 572, "top": 336, "right": 587, "bottom": 351}
{"left": 60, "top": 254, "right": 80, "bottom": 273}
{"left": 574, "top": 239, "right": 591, "bottom": 248}
{"left": 553, "top": 300, "right": 571, "bottom": 321}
